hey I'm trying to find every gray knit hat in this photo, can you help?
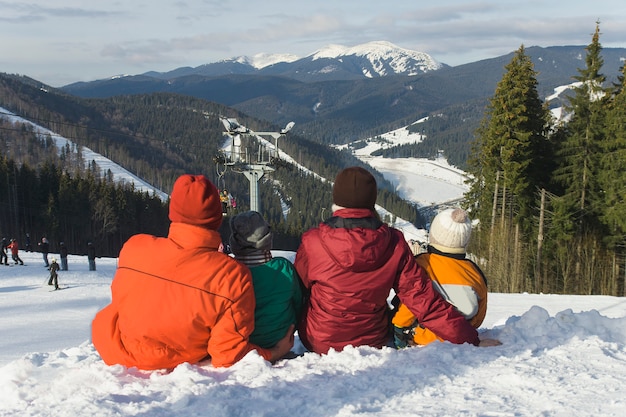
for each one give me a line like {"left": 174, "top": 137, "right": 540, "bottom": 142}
{"left": 229, "top": 211, "right": 273, "bottom": 255}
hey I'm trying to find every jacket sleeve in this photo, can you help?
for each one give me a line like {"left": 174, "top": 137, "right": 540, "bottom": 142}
{"left": 289, "top": 264, "right": 305, "bottom": 323}
{"left": 395, "top": 246, "right": 479, "bottom": 346}
{"left": 207, "top": 271, "right": 273, "bottom": 367}
{"left": 294, "top": 237, "right": 312, "bottom": 290}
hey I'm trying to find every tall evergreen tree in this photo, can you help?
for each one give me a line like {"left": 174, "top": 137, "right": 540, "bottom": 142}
{"left": 465, "top": 45, "right": 551, "bottom": 233}
{"left": 552, "top": 22, "right": 607, "bottom": 233}
{"left": 600, "top": 62, "right": 626, "bottom": 247}
{"left": 547, "top": 22, "right": 612, "bottom": 292}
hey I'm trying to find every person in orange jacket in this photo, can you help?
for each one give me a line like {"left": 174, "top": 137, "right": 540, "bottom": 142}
{"left": 7, "top": 238, "right": 24, "bottom": 265}
{"left": 392, "top": 207, "right": 489, "bottom": 347}
{"left": 91, "top": 174, "right": 294, "bottom": 370}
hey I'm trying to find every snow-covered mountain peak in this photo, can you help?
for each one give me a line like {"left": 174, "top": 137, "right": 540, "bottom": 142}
{"left": 309, "top": 40, "right": 443, "bottom": 76}
{"left": 310, "top": 44, "right": 351, "bottom": 59}
{"left": 220, "top": 41, "right": 442, "bottom": 77}
{"left": 231, "top": 52, "right": 300, "bottom": 69}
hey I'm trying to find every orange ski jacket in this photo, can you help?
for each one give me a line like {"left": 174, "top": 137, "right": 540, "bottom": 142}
{"left": 92, "top": 222, "right": 272, "bottom": 369}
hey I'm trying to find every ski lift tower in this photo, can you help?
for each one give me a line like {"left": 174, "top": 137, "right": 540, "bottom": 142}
{"left": 220, "top": 117, "right": 294, "bottom": 213}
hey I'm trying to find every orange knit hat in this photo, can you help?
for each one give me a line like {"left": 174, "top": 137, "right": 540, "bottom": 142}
{"left": 168, "top": 174, "right": 223, "bottom": 230}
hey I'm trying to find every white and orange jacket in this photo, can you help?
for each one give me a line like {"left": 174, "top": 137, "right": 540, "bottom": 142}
{"left": 392, "top": 247, "right": 488, "bottom": 345}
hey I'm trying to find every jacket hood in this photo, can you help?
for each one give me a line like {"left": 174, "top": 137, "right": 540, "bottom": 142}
{"left": 319, "top": 208, "right": 396, "bottom": 272}
{"left": 167, "top": 222, "right": 223, "bottom": 251}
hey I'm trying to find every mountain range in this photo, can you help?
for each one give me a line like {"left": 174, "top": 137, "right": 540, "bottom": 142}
{"left": 61, "top": 41, "right": 626, "bottom": 150}
{"left": 125, "top": 41, "right": 445, "bottom": 82}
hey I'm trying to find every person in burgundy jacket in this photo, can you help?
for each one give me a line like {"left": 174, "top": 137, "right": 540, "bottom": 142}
{"left": 294, "top": 166, "right": 499, "bottom": 354}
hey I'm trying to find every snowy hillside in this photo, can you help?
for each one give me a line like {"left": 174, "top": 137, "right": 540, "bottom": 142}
{"left": 344, "top": 81, "right": 579, "bottom": 214}
{"left": 1, "top": 251, "right": 625, "bottom": 417}
{"left": 338, "top": 117, "right": 468, "bottom": 210}
{"left": 0, "top": 107, "right": 168, "bottom": 201}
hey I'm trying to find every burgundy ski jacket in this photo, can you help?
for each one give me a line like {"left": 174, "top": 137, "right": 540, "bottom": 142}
{"left": 294, "top": 208, "right": 479, "bottom": 354}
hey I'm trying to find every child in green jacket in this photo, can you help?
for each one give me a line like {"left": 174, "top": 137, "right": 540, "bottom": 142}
{"left": 230, "top": 211, "right": 304, "bottom": 349}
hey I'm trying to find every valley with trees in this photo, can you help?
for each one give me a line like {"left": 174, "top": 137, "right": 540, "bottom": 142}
{"left": 0, "top": 81, "right": 422, "bottom": 257}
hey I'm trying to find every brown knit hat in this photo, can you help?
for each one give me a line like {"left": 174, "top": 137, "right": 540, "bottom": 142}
{"left": 332, "top": 167, "right": 378, "bottom": 209}
{"left": 168, "top": 174, "right": 223, "bottom": 230}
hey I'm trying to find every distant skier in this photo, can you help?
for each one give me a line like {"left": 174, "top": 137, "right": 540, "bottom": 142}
{"left": 48, "top": 257, "right": 60, "bottom": 290}
{"left": 8, "top": 239, "right": 24, "bottom": 265}
{"left": 59, "top": 242, "right": 68, "bottom": 271}
{"left": 38, "top": 237, "right": 50, "bottom": 267}
{"left": 87, "top": 242, "right": 96, "bottom": 271}
{"left": 0, "top": 237, "right": 8, "bottom": 266}
{"left": 25, "top": 233, "right": 33, "bottom": 252}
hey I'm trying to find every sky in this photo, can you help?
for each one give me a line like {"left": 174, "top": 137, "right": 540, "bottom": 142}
{"left": 1, "top": 1, "right": 625, "bottom": 87}
{"left": 2, "top": 103, "right": 626, "bottom": 416}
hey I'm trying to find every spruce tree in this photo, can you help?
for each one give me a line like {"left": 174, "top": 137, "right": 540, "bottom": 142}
{"left": 552, "top": 22, "right": 607, "bottom": 233}
{"left": 600, "top": 62, "right": 626, "bottom": 247}
{"left": 465, "top": 45, "right": 550, "bottom": 234}
{"left": 548, "top": 22, "right": 611, "bottom": 291}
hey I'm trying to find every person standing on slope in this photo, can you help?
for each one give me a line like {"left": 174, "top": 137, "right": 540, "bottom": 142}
{"left": 294, "top": 166, "right": 500, "bottom": 355}
{"left": 87, "top": 242, "right": 96, "bottom": 271}
{"left": 92, "top": 174, "right": 294, "bottom": 370}
{"left": 7, "top": 239, "right": 24, "bottom": 265}
{"left": 0, "top": 237, "right": 8, "bottom": 266}
{"left": 48, "top": 257, "right": 60, "bottom": 290}
{"left": 59, "top": 241, "right": 69, "bottom": 271}
{"left": 38, "top": 237, "right": 50, "bottom": 267}
{"left": 25, "top": 233, "right": 32, "bottom": 252}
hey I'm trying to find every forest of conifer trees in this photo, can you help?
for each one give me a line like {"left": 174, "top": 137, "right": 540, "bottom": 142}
{"left": 465, "top": 23, "right": 626, "bottom": 296}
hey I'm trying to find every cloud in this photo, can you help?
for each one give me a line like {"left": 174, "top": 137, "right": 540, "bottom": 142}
{"left": 0, "top": 1, "right": 121, "bottom": 23}
{"left": 100, "top": 12, "right": 347, "bottom": 63}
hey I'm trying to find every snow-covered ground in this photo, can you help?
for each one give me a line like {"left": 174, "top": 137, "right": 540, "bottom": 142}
{"left": 1, "top": 250, "right": 625, "bottom": 417}
{"left": 338, "top": 118, "right": 468, "bottom": 208}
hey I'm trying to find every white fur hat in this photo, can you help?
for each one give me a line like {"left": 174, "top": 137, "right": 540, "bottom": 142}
{"left": 428, "top": 208, "right": 472, "bottom": 254}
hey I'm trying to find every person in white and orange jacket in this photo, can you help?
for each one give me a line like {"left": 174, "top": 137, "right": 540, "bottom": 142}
{"left": 91, "top": 174, "right": 294, "bottom": 370}
{"left": 392, "top": 207, "right": 489, "bottom": 347}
